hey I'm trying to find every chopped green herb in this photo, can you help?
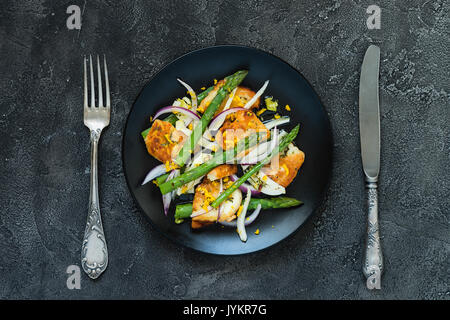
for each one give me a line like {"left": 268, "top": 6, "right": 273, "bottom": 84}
{"left": 265, "top": 96, "right": 278, "bottom": 111}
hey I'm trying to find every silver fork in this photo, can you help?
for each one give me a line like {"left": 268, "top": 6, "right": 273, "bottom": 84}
{"left": 81, "top": 55, "right": 110, "bottom": 279}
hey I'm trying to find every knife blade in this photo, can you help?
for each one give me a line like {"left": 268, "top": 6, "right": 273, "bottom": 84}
{"left": 359, "top": 44, "right": 380, "bottom": 181}
{"left": 359, "top": 45, "right": 383, "bottom": 290}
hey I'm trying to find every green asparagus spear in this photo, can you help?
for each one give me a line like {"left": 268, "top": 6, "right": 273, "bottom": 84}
{"left": 154, "top": 173, "right": 170, "bottom": 186}
{"left": 174, "top": 197, "right": 303, "bottom": 219}
{"left": 175, "top": 70, "right": 248, "bottom": 166}
{"left": 197, "top": 85, "right": 214, "bottom": 102}
{"left": 140, "top": 86, "right": 214, "bottom": 140}
{"left": 141, "top": 128, "right": 150, "bottom": 140}
{"left": 210, "top": 125, "right": 300, "bottom": 208}
{"left": 158, "top": 133, "right": 261, "bottom": 195}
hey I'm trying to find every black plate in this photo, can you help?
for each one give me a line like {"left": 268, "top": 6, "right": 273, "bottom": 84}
{"left": 122, "top": 45, "right": 332, "bottom": 255}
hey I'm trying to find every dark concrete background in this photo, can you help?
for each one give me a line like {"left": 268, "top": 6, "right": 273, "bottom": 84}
{"left": 0, "top": 0, "right": 448, "bottom": 299}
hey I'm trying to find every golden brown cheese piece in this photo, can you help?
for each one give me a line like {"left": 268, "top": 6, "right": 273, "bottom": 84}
{"left": 207, "top": 164, "right": 237, "bottom": 181}
{"left": 144, "top": 119, "right": 186, "bottom": 163}
{"left": 216, "top": 110, "right": 270, "bottom": 150}
{"left": 192, "top": 178, "right": 241, "bottom": 226}
{"left": 192, "top": 179, "right": 220, "bottom": 216}
{"left": 265, "top": 144, "right": 305, "bottom": 188}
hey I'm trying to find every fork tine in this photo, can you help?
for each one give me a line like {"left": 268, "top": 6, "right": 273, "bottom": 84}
{"left": 83, "top": 56, "right": 88, "bottom": 109}
{"left": 89, "top": 55, "right": 95, "bottom": 107}
{"left": 103, "top": 55, "right": 110, "bottom": 109}
{"left": 97, "top": 55, "right": 103, "bottom": 107}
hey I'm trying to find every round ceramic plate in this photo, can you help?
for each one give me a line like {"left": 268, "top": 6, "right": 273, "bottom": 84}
{"left": 122, "top": 45, "right": 332, "bottom": 255}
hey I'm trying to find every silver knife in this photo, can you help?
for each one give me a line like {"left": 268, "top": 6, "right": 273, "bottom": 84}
{"left": 359, "top": 45, "right": 383, "bottom": 289}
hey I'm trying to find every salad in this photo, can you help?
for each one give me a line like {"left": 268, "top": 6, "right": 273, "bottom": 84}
{"left": 140, "top": 70, "right": 305, "bottom": 242}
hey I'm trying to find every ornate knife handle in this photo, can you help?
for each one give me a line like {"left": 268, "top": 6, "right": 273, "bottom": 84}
{"left": 81, "top": 130, "right": 108, "bottom": 279}
{"left": 363, "top": 179, "right": 383, "bottom": 289}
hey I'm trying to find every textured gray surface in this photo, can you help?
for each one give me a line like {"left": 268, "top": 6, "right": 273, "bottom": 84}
{"left": 0, "top": 0, "right": 448, "bottom": 299}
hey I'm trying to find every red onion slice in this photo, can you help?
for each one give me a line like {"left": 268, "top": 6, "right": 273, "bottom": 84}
{"left": 263, "top": 116, "right": 290, "bottom": 130}
{"left": 243, "top": 80, "right": 269, "bottom": 109}
{"left": 141, "top": 164, "right": 167, "bottom": 185}
{"left": 153, "top": 106, "right": 200, "bottom": 122}
{"left": 229, "top": 174, "right": 261, "bottom": 195}
{"left": 223, "top": 87, "right": 237, "bottom": 111}
{"left": 190, "top": 206, "right": 215, "bottom": 218}
{"left": 236, "top": 189, "right": 251, "bottom": 242}
{"left": 208, "top": 107, "right": 247, "bottom": 132}
{"left": 219, "top": 204, "right": 262, "bottom": 227}
{"left": 177, "top": 78, "right": 197, "bottom": 110}
{"left": 162, "top": 169, "right": 178, "bottom": 216}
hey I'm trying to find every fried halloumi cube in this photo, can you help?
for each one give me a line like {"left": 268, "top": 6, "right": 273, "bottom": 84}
{"left": 263, "top": 143, "right": 305, "bottom": 188}
{"left": 144, "top": 119, "right": 187, "bottom": 163}
{"left": 191, "top": 178, "right": 242, "bottom": 226}
{"left": 207, "top": 164, "right": 237, "bottom": 181}
{"left": 215, "top": 110, "right": 270, "bottom": 150}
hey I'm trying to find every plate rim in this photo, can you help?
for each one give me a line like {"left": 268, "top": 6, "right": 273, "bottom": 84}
{"left": 121, "top": 44, "right": 334, "bottom": 255}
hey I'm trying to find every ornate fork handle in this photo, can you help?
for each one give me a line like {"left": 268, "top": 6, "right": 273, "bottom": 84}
{"left": 363, "top": 180, "right": 383, "bottom": 289}
{"left": 81, "top": 129, "right": 108, "bottom": 279}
